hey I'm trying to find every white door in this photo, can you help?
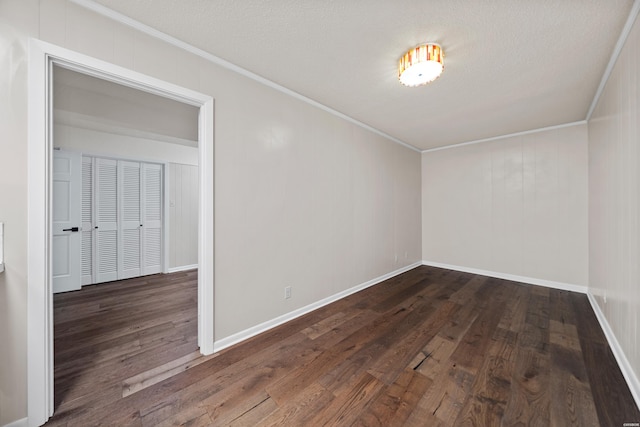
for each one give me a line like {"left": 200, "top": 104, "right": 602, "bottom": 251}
{"left": 52, "top": 150, "right": 82, "bottom": 293}
{"left": 142, "top": 163, "right": 163, "bottom": 275}
{"left": 119, "top": 160, "right": 142, "bottom": 279}
{"left": 95, "top": 158, "right": 118, "bottom": 283}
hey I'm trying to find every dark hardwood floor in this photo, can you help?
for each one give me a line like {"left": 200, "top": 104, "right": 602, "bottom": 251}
{"left": 46, "top": 266, "right": 639, "bottom": 426}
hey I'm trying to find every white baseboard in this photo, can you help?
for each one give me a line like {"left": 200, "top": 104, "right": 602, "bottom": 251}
{"left": 167, "top": 264, "right": 198, "bottom": 273}
{"left": 213, "top": 261, "right": 423, "bottom": 352}
{"left": 2, "top": 417, "right": 28, "bottom": 427}
{"left": 586, "top": 292, "right": 640, "bottom": 410}
{"left": 421, "top": 260, "right": 588, "bottom": 294}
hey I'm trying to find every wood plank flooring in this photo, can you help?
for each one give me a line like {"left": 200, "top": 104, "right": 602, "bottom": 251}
{"left": 46, "top": 266, "right": 640, "bottom": 426}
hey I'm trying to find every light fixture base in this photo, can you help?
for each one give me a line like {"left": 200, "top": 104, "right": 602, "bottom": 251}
{"left": 398, "top": 43, "right": 444, "bottom": 87}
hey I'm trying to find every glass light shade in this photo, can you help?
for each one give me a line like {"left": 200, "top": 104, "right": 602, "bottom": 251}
{"left": 398, "top": 43, "right": 444, "bottom": 87}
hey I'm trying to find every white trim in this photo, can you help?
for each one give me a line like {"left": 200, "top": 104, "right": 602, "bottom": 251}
{"left": 53, "top": 133, "right": 198, "bottom": 167}
{"left": 168, "top": 264, "right": 198, "bottom": 273}
{"left": 2, "top": 417, "right": 29, "bottom": 427}
{"left": 28, "top": 38, "right": 53, "bottom": 427}
{"left": 212, "top": 261, "right": 422, "bottom": 352}
{"left": 586, "top": 0, "right": 640, "bottom": 121}
{"left": 586, "top": 292, "right": 640, "bottom": 410}
{"left": 421, "top": 120, "right": 587, "bottom": 154}
{"left": 421, "top": 260, "right": 588, "bottom": 294}
{"left": 27, "top": 39, "right": 215, "bottom": 426}
{"left": 54, "top": 147, "right": 167, "bottom": 170}
{"left": 69, "top": 0, "right": 420, "bottom": 154}
{"left": 54, "top": 110, "right": 198, "bottom": 148}
{"left": 198, "top": 97, "right": 215, "bottom": 356}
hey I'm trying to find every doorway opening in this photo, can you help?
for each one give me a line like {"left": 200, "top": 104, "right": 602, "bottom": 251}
{"left": 28, "top": 40, "right": 214, "bottom": 426}
{"left": 51, "top": 64, "right": 199, "bottom": 291}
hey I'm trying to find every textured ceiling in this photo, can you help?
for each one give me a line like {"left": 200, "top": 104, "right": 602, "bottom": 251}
{"left": 89, "top": 0, "right": 633, "bottom": 151}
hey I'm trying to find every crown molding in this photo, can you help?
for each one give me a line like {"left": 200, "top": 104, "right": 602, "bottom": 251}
{"left": 586, "top": 0, "right": 640, "bottom": 120}
{"left": 69, "top": 0, "right": 421, "bottom": 153}
{"left": 421, "top": 120, "right": 587, "bottom": 154}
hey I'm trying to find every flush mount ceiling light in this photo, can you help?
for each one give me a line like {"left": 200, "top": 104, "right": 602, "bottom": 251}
{"left": 398, "top": 43, "right": 444, "bottom": 87}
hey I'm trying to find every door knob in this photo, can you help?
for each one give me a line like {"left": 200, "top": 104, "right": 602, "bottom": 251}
{"left": 63, "top": 227, "right": 79, "bottom": 232}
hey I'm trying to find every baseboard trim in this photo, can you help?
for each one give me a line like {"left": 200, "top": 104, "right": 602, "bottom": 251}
{"left": 213, "top": 261, "right": 422, "bottom": 353}
{"left": 421, "top": 260, "right": 588, "bottom": 294}
{"left": 167, "top": 264, "right": 198, "bottom": 273}
{"left": 2, "top": 417, "right": 28, "bottom": 427}
{"left": 586, "top": 292, "right": 640, "bottom": 410}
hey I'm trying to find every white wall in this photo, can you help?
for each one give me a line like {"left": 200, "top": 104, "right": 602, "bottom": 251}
{"left": 214, "top": 88, "right": 422, "bottom": 337}
{"left": 169, "top": 163, "right": 198, "bottom": 269}
{"left": 54, "top": 124, "right": 198, "bottom": 165}
{"left": 0, "top": 1, "right": 36, "bottom": 424}
{"left": 0, "top": 1, "right": 422, "bottom": 424}
{"left": 54, "top": 65, "right": 200, "bottom": 142}
{"left": 588, "top": 12, "right": 640, "bottom": 396}
{"left": 422, "top": 123, "right": 589, "bottom": 287}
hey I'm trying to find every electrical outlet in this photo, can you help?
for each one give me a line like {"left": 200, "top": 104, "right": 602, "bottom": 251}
{"left": 285, "top": 286, "right": 292, "bottom": 299}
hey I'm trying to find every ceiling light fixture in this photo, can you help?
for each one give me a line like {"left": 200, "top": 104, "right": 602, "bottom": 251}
{"left": 398, "top": 43, "right": 444, "bottom": 87}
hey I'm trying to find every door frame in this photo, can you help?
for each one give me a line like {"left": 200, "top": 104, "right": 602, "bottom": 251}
{"left": 27, "top": 39, "right": 215, "bottom": 426}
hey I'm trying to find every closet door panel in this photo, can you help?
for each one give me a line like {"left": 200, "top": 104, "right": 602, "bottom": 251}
{"left": 119, "top": 160, "right": 142, "bottom": 279}
{"left": 85, "top": 157, "right": 164, "bottom": 284}
{"left": 81, "top": 156, "right": 94, "bottom": 285}
{"left": 95, "top": 158, "right": 118, "bottom": 283}
{"left": 142, "top": 163, "right": 163, "bottom": 275}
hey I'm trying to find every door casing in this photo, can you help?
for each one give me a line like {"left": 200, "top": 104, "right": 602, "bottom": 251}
{"left": 27, "top": 39, "right": 215, "bottom": 426}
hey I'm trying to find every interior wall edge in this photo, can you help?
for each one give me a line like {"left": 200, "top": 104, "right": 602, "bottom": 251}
{"left": 68, "top": 0, "right": 420, "bottom": 153}
{"left": 585, "top": 0, "right": 640, "bottom": 120}
{"left": 421, "top": 120, "right": 587, "bottom": 154}
{"left": 212, "top": 261, "right": 423, "bottom": 353}
{"left": 421, "top": 260, "right": 588, "bottom": 294}
{"left": 587, "top": 292, "right": 640, "bottom": 409}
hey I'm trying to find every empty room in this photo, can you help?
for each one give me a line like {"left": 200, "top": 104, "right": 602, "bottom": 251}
{"left": 1, "top": 1, "right": 640, "bottom": 426}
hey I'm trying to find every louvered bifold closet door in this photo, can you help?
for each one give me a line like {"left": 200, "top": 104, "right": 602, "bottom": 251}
{"left": 142, "top": 163, "right": 163, "bottom": 275}
{"left": 81, "top": 157, "right": 94, "bottom": 285}
{"left": 119, "top": 160, "right": 142, "bottom": 279}
{"left": 95, "top": 158, "right": 118, "bottom": 283}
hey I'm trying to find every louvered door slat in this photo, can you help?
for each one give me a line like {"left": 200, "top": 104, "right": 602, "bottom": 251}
{"left": 81, "top": 157, "right": 94, "bottom": 285}
{"left": 119, "top": 161, "right": 142, "bottom": 279}
{"left": 85, "top": 157, "right": 164, "bottom": 284}
{"left": 142, "top": 163, "right": 163, "bottom": 275}
{"left": 95, "top": 158, "right": 118, "bottom": 283}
